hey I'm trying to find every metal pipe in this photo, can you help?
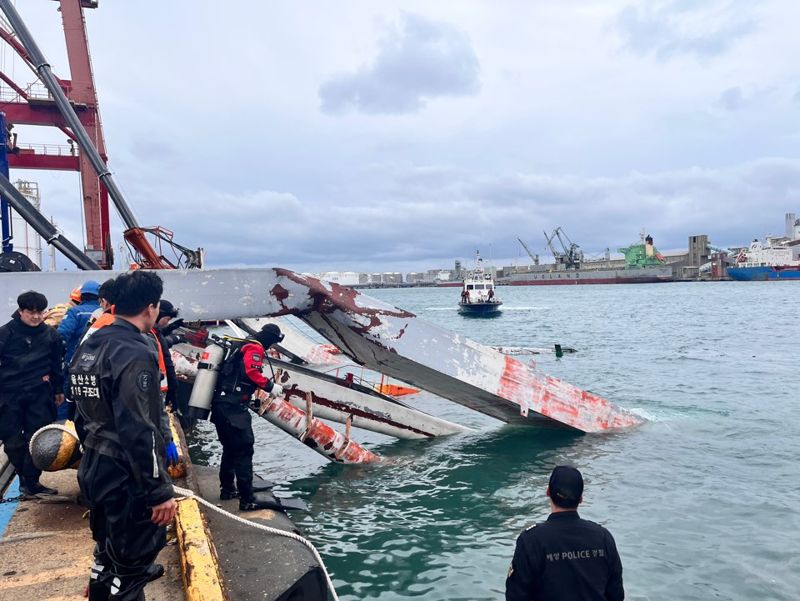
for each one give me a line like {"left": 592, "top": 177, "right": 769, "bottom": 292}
{"left": 0, "top": 172, "right": 100, "bottom": 270}
{"left": 0, "top": 0, "right": 140, "bottom": 229}
{"left": 0, "top": 113, "right": 12, "bottom": 253}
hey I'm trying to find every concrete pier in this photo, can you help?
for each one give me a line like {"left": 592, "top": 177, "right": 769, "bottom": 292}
{"left": 0, "top": 469, "right": 184, "bottom": 601}
{"left": 192, "top": 466, "right": 327, "bottom": 600}
{"left": 0, "top": 434, "right": 329, "bottom": 601}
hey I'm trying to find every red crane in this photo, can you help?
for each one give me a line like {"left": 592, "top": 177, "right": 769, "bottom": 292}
{"left": 0, "top": 0, "right": 111, "bottom": 267}
{"left": 0, "top": 0, "right": 201, "bottom": 270}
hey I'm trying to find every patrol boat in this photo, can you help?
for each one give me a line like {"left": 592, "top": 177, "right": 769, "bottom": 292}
{"left": 458, "top": 252, "right": 502, "bottom": 316}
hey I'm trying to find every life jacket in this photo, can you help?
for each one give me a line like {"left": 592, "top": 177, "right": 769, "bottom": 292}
{"left": 150, "top": 330, "right": 168, "bottom": 394}
{"left": 80, "top": 307, "right": 115, "bottom": 345}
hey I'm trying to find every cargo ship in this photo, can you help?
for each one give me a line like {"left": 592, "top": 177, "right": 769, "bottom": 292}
{"left": 727, "top": 237, "right": 800, "bottom": 281}
{"left": 502, "top": 230, "right": 674, "bottom": 286}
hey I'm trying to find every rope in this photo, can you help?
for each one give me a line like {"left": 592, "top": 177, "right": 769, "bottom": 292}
{"left": 172, "top": 485, "right": 340, "bottom": 601}
{"left": 27, "top": 425, "right": 341, "bottom": 600}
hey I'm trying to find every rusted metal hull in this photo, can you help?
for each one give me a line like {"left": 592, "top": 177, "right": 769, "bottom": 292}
{"left": 274, "top": 364, "right": 468, "bottom": 439}
{"left": 0, "top": 268, "right": 644, "bottom": 433}
{"left": 254, "top": 390, "right": 381, "bottom": 464}
{"left": 171, "top": 346, "right": 467, "bottom": 440}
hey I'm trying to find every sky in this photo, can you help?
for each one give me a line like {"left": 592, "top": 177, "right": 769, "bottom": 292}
{"left": 3, "top": 0, "right": 800, "bottom": 272}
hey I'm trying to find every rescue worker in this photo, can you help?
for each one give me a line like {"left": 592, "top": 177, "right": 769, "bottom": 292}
{"left": 0, "top": 291, "right": 65, "bottom": 498}
{"left": 43, "top": 286, "right": 81, "bottom": 327}
{"left": 81, "top": 278, "right": 118, "bottom": 344}
{"left": 150, "top": 299, "right": 180, "bottom": 468}
{"left": 58, "top": 280, "right": 101, "bottom": 419}
{"left": 506, "top": 465, "right": 624, "bottom": 601}
{"left": 70, "top": 271, "right": 175, "bottom": 601}
{"left": 59, "top": 279, "right": 102, "bottom": 362}
{"left": 212, "top": 323, "right": 284, "bottom": 510}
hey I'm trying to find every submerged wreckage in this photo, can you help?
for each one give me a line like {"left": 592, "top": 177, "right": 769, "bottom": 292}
{"left": 2, "top": 268, "right": 645, "bottom": 461}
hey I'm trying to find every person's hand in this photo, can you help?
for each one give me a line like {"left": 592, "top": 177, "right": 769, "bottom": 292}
{"left": 150, "top": 498, "right": 176, "bottom": 526}
{"left": 268, "top": 382, "right": 284, "bottom": 399}
{"left": 54, "top": 393, "right": 65, "bottom": 407}
{"left": 165, "top": 441, "right": 180, "bottom": 467}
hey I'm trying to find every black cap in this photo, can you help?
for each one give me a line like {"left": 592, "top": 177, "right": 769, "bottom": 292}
{"left": 548, "top": 465, "right": 583, "bottom": 508}
{"left": 158, "top": 299, "right": 179, "bottom": 321}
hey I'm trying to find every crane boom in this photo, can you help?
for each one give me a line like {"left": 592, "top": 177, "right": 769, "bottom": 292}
{"left": 0, "top": 0, "right": 202, "bottom": 270}
{"left": 517, "top": 237, "right": 539, "bottom": 265}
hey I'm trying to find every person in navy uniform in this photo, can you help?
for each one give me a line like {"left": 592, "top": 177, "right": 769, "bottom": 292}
{"left": 506, "top": 465, "right": 624, "bottom": 601}
{"left": 212, "top": 323, "right": 284, "bottom": 510}
{"left": 70, "top": 271, "right": 175, "bottom": 601}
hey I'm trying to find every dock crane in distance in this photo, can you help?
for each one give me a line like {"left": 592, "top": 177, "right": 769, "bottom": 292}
{"left": 544, "top": 227, "right": 583, "bottom": 269}
{"left": 517, "top": 237, "right": 539, "bottom": 266}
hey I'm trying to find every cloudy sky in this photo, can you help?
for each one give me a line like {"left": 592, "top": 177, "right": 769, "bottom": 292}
{"left": 5, "top": 0, "right": 800, "bottom": 272}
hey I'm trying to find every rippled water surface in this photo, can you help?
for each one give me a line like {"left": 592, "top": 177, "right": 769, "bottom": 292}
{"left": 194, "top": 282, "right": 799, "bottom": 600}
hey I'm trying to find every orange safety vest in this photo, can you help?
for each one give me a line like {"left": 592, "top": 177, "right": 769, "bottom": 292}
{"left": 150, "top": 329, "right": 168, "bottom": 393}
{"left": 80, "top": 307, "right": 116, "bottom": 345}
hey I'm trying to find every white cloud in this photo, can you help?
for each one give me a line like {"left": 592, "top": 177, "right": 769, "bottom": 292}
{"left": 616, "top": 0, "right": 757, "bottom": 60}
{"left": 4, "top": 1, "right": 799, "bottom": 273}
{"left": 319, "top": 13, "right": 480, "bottom": 115}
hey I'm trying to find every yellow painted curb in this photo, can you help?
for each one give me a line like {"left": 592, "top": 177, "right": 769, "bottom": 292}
{"left": 175, "top": 496, "right": 227, "bottom": 601}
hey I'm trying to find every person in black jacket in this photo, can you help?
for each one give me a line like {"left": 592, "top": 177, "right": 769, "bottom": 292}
{"left": 506, "top": 465, "right": 625, "bottom": 601}
{"left": 70, "top": 271, "right": 175, "bottom": 601}
{"left": 0, "top": 290, "right": 64, "bottom": 498}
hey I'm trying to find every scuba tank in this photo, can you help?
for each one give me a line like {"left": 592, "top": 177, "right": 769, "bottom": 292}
{"left": 186, "top": 342, "right": 225, "bottom": 420}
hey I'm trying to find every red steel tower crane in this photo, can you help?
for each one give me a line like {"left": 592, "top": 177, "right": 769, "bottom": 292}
{"left": 0, "top": 0, "right": 201, "bottom": 270}
{"left": 0, "top": 0, "right": 111, "bottom": 267}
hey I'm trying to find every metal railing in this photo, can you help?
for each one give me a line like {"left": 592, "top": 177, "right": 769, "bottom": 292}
{"left": 14, "top": 142, "right": 77, "bottom": 156}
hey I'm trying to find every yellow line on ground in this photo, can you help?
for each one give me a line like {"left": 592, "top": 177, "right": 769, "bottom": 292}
{"left": 174, "top": 497, "right": 227, "bottom": 601}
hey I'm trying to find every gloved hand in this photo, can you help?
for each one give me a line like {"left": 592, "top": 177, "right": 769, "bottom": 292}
{"left": 163, "top": 332, "right": 186, "bottom": 347}
{"left": 161, "top": 318, "right": 185, "bottom": 336}
{"left": 268, "top": 382, "right": 284, "bottom": 399}
{"left": 165, "top": 441, "right": 180, "bottom": 467}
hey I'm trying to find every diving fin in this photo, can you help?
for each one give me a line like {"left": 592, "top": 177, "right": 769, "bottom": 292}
{"left": 273, "top": 496, "right": 308, "bottom": 512}
{"left": 252, "top": 479, "right": 275, "bottom": 492}
{"left": 240, "top": 494, "right": 308, "bottom": 513}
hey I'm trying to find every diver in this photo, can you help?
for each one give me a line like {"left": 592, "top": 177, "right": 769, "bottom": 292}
{"left": 211, "top": 323, "right": 285, "bottom": 510}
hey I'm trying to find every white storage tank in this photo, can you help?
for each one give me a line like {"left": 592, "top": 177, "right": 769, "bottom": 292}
{"left": 10, "top": 180, "right": 43, "bottom": 268}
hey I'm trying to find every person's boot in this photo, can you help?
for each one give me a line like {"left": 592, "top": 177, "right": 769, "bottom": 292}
{"left": 219, "top": 487, "right": 239, "bottom": 500}
{"left": 19, "top": 479, "right": 58, "bottom": 498}
{"left": 239, "top": 495, "right": 276, "bottom": 511}
{"left": 87, "top": 545, "right": 113, "bottom": 601}
{"left": 29, "top": 481, "right": 58, "bottom": 495}
{"left": 108, "top": 562, "right": 163, "bottom": 600}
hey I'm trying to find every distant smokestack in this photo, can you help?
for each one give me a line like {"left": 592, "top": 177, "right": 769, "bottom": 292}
{"left": 787, "top": 213, "right": 799, "bottom": 241}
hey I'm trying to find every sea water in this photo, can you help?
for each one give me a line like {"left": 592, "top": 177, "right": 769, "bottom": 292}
{"left": 194, "top": 282, "right": 799, "bottom": 600}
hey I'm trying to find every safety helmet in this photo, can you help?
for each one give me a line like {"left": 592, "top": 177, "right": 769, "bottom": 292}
{"left": 81, "top": 280, "right": 101, "bottom": 296}
{"left": 69, "top": 287, "right": 82, "bottom": 303}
